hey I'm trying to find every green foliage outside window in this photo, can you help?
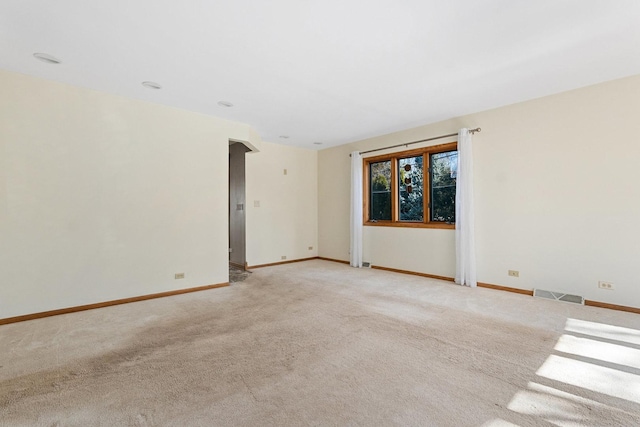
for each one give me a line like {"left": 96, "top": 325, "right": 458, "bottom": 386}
{"left": 430, "top": 151, "right": 457, "bottom": 223}
{"left": 370, "top": 161, "right": 391, "bottom": 220}
{"left": 398, "top": 156, "right": 424, "bottom": 221}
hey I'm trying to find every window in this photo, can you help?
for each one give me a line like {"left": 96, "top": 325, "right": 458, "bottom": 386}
{"left": 369, "top": 160, "right": 391, "bottom": 221}
{"left": 363, "top": 142, "right": 457, "bottom": 229}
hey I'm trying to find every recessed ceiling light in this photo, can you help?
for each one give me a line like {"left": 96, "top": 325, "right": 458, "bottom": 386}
{"left": 142, "top": 81, "right": 162, "bottom": 90}
{"left": 279, "top": 135, "right": 290, "bottom": 139}
{"left": 33, "top": 53, "right": 61, "bottom": 64}
{"left": 313, "top": 142, "right": 323, "bottom": 145}
{"left": 217, "top": 101, "right": 234, "bottom": 107}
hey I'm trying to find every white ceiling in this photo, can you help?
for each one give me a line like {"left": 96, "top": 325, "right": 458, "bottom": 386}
{"left": 2, "top": 1, "right": 640, "bottom": 149}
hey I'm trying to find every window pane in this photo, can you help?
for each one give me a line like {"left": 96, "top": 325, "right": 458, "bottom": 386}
{"left": 370, "top": 160, "right": 391, "bottom": 221}
{"left": 398, "top": 156, "right": 424, "bottom": 221}
{"left": 430, "top": 151, "right": 457, "bottom": 222}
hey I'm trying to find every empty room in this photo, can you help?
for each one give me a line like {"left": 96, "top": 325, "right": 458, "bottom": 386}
{"left": 2, "top": 1, "right": 640, "bottom": 426}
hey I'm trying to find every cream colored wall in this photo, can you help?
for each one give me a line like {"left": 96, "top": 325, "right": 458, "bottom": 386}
{"left": 4, "top": 66, "right": 639, "bottom": 316}
{"left": 319, "top": 74, "right": 640, "bottom": 308}
{"left": 0, "top": 70, "right": 256, "bottom": 319}
{"left": 246, "top": 140, "right": 318, "bottom": 266}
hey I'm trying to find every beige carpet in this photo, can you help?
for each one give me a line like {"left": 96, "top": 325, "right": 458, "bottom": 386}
{"left": 1, "top": 260, "right": 639, "bottom": 426}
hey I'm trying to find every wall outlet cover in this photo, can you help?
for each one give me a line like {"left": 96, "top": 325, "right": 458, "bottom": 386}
{"left": 598, "top": 281, "right": 614, "bottom": 290}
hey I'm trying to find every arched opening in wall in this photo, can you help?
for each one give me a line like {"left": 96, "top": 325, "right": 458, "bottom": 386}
{"left": 228, "top": 141, "right": 252, "bottom": 279}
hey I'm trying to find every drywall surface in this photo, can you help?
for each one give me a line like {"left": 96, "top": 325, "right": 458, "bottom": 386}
{"left": 363, "top": 227, "right": 455, "bottom": 277}
{"left": 319, "top": 74, "right": 640, "bottom": 308}
{"left": 0, "top": 70, "right": 255, "bottom": 318}
{"left": 318, "top": 143, "right": 352, "bottom": 262}
{"left": 246, "top": 140, "right": 318, "bottom": 266}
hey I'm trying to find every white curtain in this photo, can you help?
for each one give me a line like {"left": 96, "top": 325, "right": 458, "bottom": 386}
{"left": 350, "top": 151, "right": 363, "bottom": 267}
{"left": 455, "top": 128, "right": 477, "bottom": 287}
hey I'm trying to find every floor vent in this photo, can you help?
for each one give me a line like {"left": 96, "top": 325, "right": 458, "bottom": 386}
{"left": 533, "top": 289, "right": 584, "bottom": 305}
{"left": 362, "top": 262, "right": 371, "bottom": 268}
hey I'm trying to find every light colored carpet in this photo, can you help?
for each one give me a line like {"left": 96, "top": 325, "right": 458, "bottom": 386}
{"left": 1, "top": 260, "right": 639, "bottom": 426}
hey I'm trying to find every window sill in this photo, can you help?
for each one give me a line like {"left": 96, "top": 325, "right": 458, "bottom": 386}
{"left": 364, "top": 221, "right": 455, "bottom": 230}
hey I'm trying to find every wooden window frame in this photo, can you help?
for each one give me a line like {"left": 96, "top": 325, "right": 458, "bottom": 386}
{"left": 363, "top": 141, "right": 457, "bottom": 229}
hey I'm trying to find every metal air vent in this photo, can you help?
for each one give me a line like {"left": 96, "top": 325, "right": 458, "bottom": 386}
{"left": 533, "top": 289, "right": 584, "bottom": 305}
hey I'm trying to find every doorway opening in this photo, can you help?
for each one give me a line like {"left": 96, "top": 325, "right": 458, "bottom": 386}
{"left": 229, "top": 141, "right": 251, "bottom": 273}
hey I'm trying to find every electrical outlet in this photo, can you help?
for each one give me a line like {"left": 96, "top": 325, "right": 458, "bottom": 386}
{"left": 598, "top": 281, "right": 614, "bottom": 290}
{"left": 283, "top": 169, "right": 287, "bottom": 175}
{"left": 175, "top": 273, "right": 185, "bottom": 279}
{"left": 308, "top": 246, "right": 313, "bottom": 250}
{"left": 508, "top": 270, "right": 519, "bottom": 277}
{"left": 281, "top": 255, "right": 287, "bottom": 260}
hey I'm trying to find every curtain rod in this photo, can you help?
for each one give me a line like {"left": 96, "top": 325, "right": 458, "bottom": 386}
{"left": 351, "top": 127, "right": 481, "bottom": 157}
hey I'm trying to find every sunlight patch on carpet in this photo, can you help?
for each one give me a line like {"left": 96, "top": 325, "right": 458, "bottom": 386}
{"left": 480, "top": 419, "right": 521, "bottom": 427}
{"left": 507, "top": 319, "right": 640, "bottom": 425}
{"left": 508, "top": 382, "right": 619, "bottom": 427}
{"left": 564, "top": 318, "right": 640, "bottom": 346}
{"left": 536, "top": 354, "right": 640, "bottom": 404}
{"left": 554, "top": 334, "right": 640, "bottom": 370}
